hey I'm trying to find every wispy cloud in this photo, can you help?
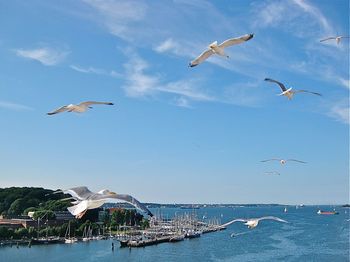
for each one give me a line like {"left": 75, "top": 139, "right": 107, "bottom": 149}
{"left": 251, "top": 0, "right": 334, "bottom": 37}
{"left": 122, "top": 51, "right": 213, "bottom": 104}
{"left": 0, "top": 101, "right": 33, "bottom": 111}
{"left": 173, "top": 97, "right": 191, "bottom": 108}
{"left": 329, "top": 102, "right": 349, "bottom": 124}
{"left": 70, "top": 65, "right": 121, "bottom": 77}
{"left": 14, "top": 46, "right": 68, "bottom": 66}
{"left": 82, "top": 0, "right": 147, "bottom": 41}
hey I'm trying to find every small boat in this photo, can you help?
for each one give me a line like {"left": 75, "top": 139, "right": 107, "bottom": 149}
{"left": 185, "top": 230, "right": 202, "bottom": 239}
{"left": 169, "top": 234, "right": 185, "bottom": 242}
{"left": 317, "top": 210, "right": 339, "bottom": 215}
{"left": 119, "top": 239, "right": 129, "bottom": 248}
{"left": 31, "top": 237, "right": 61, "bottom": 245}
{"left": 64, "top": 221, "right": 78, "bottom": 244}
{"left": 284, "top": 207, "right": 288, "bottom": 213}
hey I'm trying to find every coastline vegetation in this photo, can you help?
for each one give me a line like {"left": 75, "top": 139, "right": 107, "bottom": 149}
{"left": 0, "top": 187, "right": 149, "bottom": 241}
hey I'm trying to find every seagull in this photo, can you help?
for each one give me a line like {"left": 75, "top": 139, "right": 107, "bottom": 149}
{"left": 264, "top": 78, "right": 322, "bottom": 100}
{"left": 55, "top": 187, "right": 153, "bottom": 219}
{"left": 261, "top": 159, "right": 307, "bottom": 165}
{"left": 47, "top": 101, "right": 114, "bottom": 115}
{"left": 189, "top": 34, "right": 254, "bottom": 67}
{"left": 320, "top": 36, "right": 350, "bottom": 44}
{"left": 265, "top": 171, "right": 281, "bottom": 176}
{"left": 222, "top": 216, "right": 288, "bottom": 229}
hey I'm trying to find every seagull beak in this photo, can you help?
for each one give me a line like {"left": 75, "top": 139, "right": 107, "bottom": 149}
{"left": 109, "top": 192, "right": 117, "bottom": 195}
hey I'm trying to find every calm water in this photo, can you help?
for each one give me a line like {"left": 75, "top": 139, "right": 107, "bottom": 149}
{"left": 1, "top": 206, "right": 349, "bottom": 262}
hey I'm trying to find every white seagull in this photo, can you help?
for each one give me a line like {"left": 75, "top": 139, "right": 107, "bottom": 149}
{"left": 55, "top": 187, "right": 153, "bottom": 219}
{"left": 189, "top": 34, "right": 254, "bottom": 67}
{"left": 265, "top": 171, "right": 281, "bottom": 176}
{"left": 47, "top": 101, "right": 114, "bottom": 115}
{"left": 320, "top": 36, "right": 350, "bottom": 44}
{"left": 222, "top": 216, "right": 288, "bottom": 229}
{"left": 261, "top": 159, "right": 307, "bottom": 165}
{"left": 264, "top": 78, "right": 322, "bottom": 100}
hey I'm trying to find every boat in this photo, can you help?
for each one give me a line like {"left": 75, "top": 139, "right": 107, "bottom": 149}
{"left": 317, "top": 210, "right": 339, "bottom": 215}
{"left": 82, "top": 226, "right": 91, "bottom": 241}
{"left": 185, "top": 229, "right": 201, "bottom": 239}
{"left": 64, "top": 221, "right": 77, "bottom": 244}
{"left": 284, "top": 207, "right": 288, "bottom": 213}
{"left": 169, "top": 234, "right": 185, "bottom": 242}
{"left": 31, "top": 237, "right": 62, "bottom": 245}
{"left": 119, "top": 239, "right": 129, "bottom": 248}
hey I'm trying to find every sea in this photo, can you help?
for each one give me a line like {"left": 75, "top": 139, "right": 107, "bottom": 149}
{"left": 1, "top": 205, "right": 349, "bottom": 262}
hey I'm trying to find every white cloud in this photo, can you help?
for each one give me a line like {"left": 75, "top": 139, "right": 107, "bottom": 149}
{"left": 329, "top": 103, "right": 349, "bottom": 124}
{"left": 0, "top": 101, "right": 33, "bottom": 111}
{"left": 154, "top": 38, "right": 180, "bottom": 54}
{"left": 251, "top": 0, "right": 336, "bottom": 39}
{"left": 15, "top": 47, "right": 68, "bottom": 66}
{"left": 173, "top": 97, "right": 191, "bottom": 108}
{"left": 291, "top": 0, "right": 332, "bottom": 34}
{"left": 82, "top": 0, "right": 147, "bottom": 41}
{"left": 70, "top": 65, "right": 121, "bottom": 78}
{"left": 122, "top": 51, "right": 213, "bottom": 102}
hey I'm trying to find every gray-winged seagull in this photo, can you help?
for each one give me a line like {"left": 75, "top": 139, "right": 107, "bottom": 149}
{"left": 264, "top": 78, "right": 321, "bottom": 100}
{"left": 47, "top": 101, "right": 113, "bottom": 115}
{"left": 189, "top": 34, "right": 254, "bottom": 67}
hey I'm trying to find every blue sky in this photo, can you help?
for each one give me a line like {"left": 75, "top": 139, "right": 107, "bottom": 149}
{"left": 0, "top": 0, "right": 348, "bottom": 204}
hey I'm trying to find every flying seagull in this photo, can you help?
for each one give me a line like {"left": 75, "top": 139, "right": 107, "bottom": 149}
{"left": 264, "top": 78, "right": 321, "bottom": 100}
{"left": 55, "top": 187, "right": 153, "bottom": 219}
{"left": 189, "top": 34, "right": 254, "bottom": 67}
{"left": 265, "top": 171, "right": 281, "bottom": 176}
{"left": 261, "top": 159, "right": 307, "bottom": 165}
{"left": 47, "top": 101, "right": 114, "bottom": 115}
{"left": 222, "top": 216, "right": 288, "bottom": 229}
{"left": 320, "top": 36, "right": 350, "bottom": 44}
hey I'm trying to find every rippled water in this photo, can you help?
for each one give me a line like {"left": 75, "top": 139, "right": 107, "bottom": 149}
{"left": 1, "top": 206, "right": 349, "bottom": 261}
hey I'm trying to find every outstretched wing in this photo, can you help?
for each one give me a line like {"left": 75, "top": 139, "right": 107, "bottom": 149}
{"left": 286, "top": 159, "right": 307, "bottom": 163}
{"left": 189, "top": 49, "right": 214, "bottom": 67}
{"left": 94, "top": 193, "right": 153, "bottom": 216}
{"left": 79, "top": 101, "right": 114, "bottom": 106}
{"left": 294, "top": 90, "right": 322, "bottom": 96}
{"left": 261, "top": 159, "right": 281, "bottom": 162}
{"left": 257, "top": 216, "right": 288, "bottom": 223}
{"left": 320, "top": 37, "right": 336, "bottom": 42}
{"left": 264, "top": 78, "right": 287, "bottom": 92}
{"left": 265, "top": 171, "right": 280, "bottom": 175}
{"left": 219, "top": 34, "right": 254, "bottom": 48}
{"left": 220, "top": 218, "right": 247, "bottom": 227}
{"left": 63, "top": 187, "right": 94, "bottom": 201}
{"left": 47, "top": 105, "right": 69, "bottom": 115}
{"left": 67, "top": 201, "right": 88, "bottom": 216}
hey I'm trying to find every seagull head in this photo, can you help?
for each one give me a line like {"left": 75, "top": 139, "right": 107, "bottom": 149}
{"left": 209, "top": 41, "right": 218, "bottom": 49}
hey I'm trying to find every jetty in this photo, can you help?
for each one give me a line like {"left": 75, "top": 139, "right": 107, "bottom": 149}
{"left": 117, "top": 212, "right": 226, "bottom": 248}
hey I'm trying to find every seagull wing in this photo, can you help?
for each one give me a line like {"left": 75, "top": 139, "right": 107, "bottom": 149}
{"left": 257, "top": 216, "right": 288, "bottom": 223}
{"left": 67, "top": 201, "right": 89, "bottom": 216}
{"left": 261, "top": 159, "right": 281, "bottom": 162}
{"left": 264, "top": 78, "right": 287, "bottom": 92}
{"left": 265, "top": 171, "right": 280, "bottom": 175}
{"left": 320, "top": 37, "right": 336, "bottom": 42}
{"left": 63, "top": 187, "right": 95, "bottom": 201}
{"left": 92, "top": 193, "right": 153, "bottom": 216}
{"left": 47, "top": 105, "right": 69, "bottom": 115}
{"left": 221, "top": 218, "right": 247, "bottom": 227}
{"left": 219, "top": 34, "right": 254, "bottom": 48}
{"left": 189, "top": 49, "right": 214, "bottom": 67}
{"left": 286, "top": 159, "right": 307, "bottom": 163}
{"left": 79, "top": 101, "right": 114, "bottom": 106}
{"left": 293, "top": 90, "right": 322, "bottom": 96}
